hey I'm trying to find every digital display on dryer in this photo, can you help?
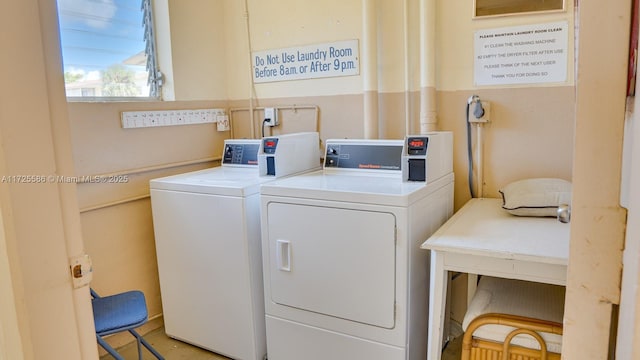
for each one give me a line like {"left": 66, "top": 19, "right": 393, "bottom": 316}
{"left": 263, "top": 138, "right": 279, "bottom": 154}
{"left": 406, "top": 137, "right": 429, "bottom": 155}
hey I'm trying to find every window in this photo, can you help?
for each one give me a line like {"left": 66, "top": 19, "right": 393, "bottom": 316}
{"left": 56, "top": 0, "right": 161, "bottom": 99}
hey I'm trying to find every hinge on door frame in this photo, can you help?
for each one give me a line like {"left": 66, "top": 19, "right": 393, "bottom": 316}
{"left": 69, "top": 253, "right": 93, "bottom": 288}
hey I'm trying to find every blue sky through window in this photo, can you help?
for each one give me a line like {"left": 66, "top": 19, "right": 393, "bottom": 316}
{"left": 57, "top": 0, "right": 149, "bottom": 96}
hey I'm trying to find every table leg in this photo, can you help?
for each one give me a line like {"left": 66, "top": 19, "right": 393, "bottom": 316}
{"left": 467, "top": 273, "right": 478, "bottom": 307}
{"left": 427, "top": 251, "right": 448, "bottom": 360}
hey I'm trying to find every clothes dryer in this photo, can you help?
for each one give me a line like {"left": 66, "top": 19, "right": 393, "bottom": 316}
{"left": 259, "top": 133, "right": 454, "bottom": 360}
{"left": 150, "top": 132, "right": 320, "bottom": 360}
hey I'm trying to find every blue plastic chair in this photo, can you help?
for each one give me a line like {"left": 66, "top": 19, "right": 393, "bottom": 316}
{"left": 91, "top": 288, "right": 164, "bottom": 360}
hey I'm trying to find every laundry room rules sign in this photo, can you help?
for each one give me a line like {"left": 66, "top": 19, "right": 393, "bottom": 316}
{"left": 474, "top": 21, "right": 568, "bottom": 86}
{"left": 252, "top": 40, "right": 360, "bottom": 83}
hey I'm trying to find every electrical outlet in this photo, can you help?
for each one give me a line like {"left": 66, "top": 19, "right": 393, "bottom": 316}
{"left": 468, "top": 101, "right": 491, "bottom": 123}
{"left": 121, "top": 108, "right": 224, "bottom": 128}
{"left": 264, "top": 107, "right": 278, "bottom": 127}
{"left": 216, "top": 114, "right": 230, "bottom": 131}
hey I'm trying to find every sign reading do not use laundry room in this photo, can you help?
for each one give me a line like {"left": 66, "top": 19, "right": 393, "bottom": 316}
{"left": 253, "top": 40, "right": 360, "bottom": 83}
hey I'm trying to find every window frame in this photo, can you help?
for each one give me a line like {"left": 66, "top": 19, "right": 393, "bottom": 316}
{"left": 58, "top": 0, "right": 162, "bottom": 102}
{"left": 473, "top": 0, "right": 566, "bottom": 19}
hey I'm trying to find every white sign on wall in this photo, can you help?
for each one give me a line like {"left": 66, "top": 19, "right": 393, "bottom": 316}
{"left": 252, "top": 40, "right": 359, "bottom": 83}
{"left": 474, "top": 21, "right": 568, "bottom": 86}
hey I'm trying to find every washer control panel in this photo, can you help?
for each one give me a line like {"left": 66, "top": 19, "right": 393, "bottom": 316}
{"left": 221, "top": 140, "right": 261, "bottom": 166}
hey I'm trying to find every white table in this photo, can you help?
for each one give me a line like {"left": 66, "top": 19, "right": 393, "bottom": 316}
{"left": 421, "top": 198, "right": 570, "bottom": 360}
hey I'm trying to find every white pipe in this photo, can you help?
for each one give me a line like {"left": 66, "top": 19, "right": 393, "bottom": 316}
{"left": 403, "top": 0, "right": 411, "bottom": 136}
{"left": 243, "top": 0, "right": 256, "bottom": 139}
{"left": 477, "top": 124, "right": 484, "bottom": 198}
{"left": 362, "top": 0, "right": 379, "bottom": 139}
{"left": 419, "top": 0, "right": 438, "bottom": 133}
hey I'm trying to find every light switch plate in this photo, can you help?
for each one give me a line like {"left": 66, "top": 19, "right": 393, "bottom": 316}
{"left": 216, "top": 115, "right": 230, "bottom": 131}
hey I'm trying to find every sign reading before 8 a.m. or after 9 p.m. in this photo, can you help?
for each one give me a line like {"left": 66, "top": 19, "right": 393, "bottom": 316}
{"left": 253, "top": 40, "right": 360, "bottom": 83}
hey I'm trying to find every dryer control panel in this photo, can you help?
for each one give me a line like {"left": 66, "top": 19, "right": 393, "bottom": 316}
{"left": 221, "top": 139, "right": 261, "bottom": 166}
{"left": 324, "top": 140, "right": 403, "bottom": 171}
{"left": 403, "top": 137, "right": 429, "bottom": 182}
{"left": 402, "top": 132, "right": 453, "bottom": 183}
{"left": 258, "top": 132, "right": 321, "bottom": 177}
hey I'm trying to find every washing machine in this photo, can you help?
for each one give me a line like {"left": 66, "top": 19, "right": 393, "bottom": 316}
{"left": 150, "top": 132, "right": 320, "bottom": 360}
{"left": 259, "top": 132, "right": 454, "bottom": 360}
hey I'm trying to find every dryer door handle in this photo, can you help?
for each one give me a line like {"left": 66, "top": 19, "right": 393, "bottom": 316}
{"left": 276, "top": 239, "right": 291, "bottom": 272}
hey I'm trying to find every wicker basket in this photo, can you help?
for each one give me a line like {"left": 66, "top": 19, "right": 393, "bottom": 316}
{"left": 461, "top": 313, "right": 563, "bottom": 360}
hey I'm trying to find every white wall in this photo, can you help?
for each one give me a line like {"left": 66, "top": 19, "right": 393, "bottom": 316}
{"left": 155, "top": 0, "right": 228, "bottom": 101}
{"left": 617, "top": 81, "right": 640, "bottom": 359}
{"left": 224, "top": 0, "right": 366, "bottom": 100}
{"left": 0, "top": 197, "right": 24, "bottom": 360}
{"left": 436, "top": 1, "right": 574, "bottom": 90}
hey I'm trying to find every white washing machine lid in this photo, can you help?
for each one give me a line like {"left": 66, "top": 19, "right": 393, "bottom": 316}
{"left": 150, "top": 166, "right": 272, "bottom": 197}
{"left": 260, "top": 170, "right": 454, "bottom": 207}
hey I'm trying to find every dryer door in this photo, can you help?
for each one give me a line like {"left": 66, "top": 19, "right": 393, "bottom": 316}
{"left": 266, "top": 202, "right": 396, "bottom": 329}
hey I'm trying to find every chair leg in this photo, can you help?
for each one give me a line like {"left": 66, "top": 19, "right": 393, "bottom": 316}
{"left": 96, "top": 336, "right": 125, "bottom": 360}
{"left": 129, "top": 329, "right": 165, "bottom": 360}
{"left": 136, "top": 337, "right": 143, "bottom": 360}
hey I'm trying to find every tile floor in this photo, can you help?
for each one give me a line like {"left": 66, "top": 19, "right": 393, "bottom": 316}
{"left": 101, "top": 327, "right": 463, "bottom": 360}
{"left": 99, "top": 327, "right": 229, "bottom": 360}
